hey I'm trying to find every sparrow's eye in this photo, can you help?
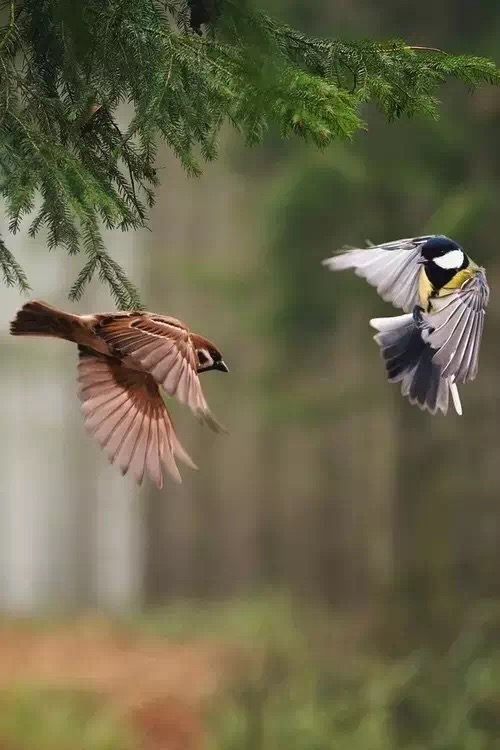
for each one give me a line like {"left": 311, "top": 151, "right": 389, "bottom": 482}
{"left": 198, "top": 351, "right": 208, "bottom": 365}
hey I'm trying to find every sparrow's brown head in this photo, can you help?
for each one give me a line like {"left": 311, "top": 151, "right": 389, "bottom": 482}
{"left": 192, "top": 335, "right": 229, "bottom": 374}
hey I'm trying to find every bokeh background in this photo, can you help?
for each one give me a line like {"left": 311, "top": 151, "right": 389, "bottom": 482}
{"left": 1, "top": 1, "right": 500, "bottom": 748}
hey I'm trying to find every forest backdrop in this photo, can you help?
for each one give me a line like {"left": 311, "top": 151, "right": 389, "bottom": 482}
{"left": 1, "top": 0, "right": 500, "bottom": 743}
{"left": 1, "top": 0, "right": 500, "bottom": 639}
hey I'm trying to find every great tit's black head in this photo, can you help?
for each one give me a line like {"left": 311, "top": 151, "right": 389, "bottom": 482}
{"left": 420, "top": 236, "right": 466, "bottom": 270}
{"left": 194, "top": 340, "right": 229, "bottom": 374}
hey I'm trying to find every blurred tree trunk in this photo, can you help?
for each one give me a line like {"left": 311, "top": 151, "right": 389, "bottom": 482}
{"left": 388, "top": 408, "right": 463, "bottom": 649}
{"left": 385, "top": 303, "right": 500, "bottom": 653}
{"left": 142, "top": 139, "right": 260, "bottom": 600}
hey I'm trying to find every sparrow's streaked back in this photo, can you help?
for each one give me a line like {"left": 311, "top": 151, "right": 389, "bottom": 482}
{"left": 10, "top": 300, "right": 228, "bottom": 488}
{"left": 323, "top": 235, "right": 489, "bottom": 415}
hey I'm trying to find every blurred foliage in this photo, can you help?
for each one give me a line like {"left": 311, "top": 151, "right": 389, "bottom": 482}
{"left": 0, "top": 0, "right": 498, "bottom": 304}
{"left": 1, "top": 598, "right": 500, "bottom": 750}
{"left": 120, "top": 592, "right": 308, "bottom": 649}
{"left": 0, "top": 685, "right": 133, "bottom": 750}
{"left": 264, "top": 146, "right": 375, "bottom": 348}
{"left": 206, "top": 600, "right": 500, "bottom": 750}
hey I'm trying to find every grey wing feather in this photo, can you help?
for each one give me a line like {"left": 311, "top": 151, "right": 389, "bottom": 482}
{"left": 425, "top": 270, "right": 489, "bottom": 383}
{"left": 323, "top": 236, "right": 433, "bottom": 313}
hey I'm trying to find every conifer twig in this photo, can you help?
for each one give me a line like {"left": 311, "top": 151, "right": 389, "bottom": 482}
{"left": 407, "top": 45, "right": 447, "bottom": 54}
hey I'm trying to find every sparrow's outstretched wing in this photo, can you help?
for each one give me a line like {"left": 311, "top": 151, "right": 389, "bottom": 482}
{"left": 323, "top": 236, "right": 434, "bottom": 312}
{"left": 77, "top": 347, "right": 196, "bottom": 488}
{"left": 425, "top": 270, "right": 489, "bottom": 383}
{"left": 95, "top": 313, "right": 224, "bottom": 431}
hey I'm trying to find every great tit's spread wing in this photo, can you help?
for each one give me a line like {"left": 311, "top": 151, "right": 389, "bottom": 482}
{"left": 323, "top": 236, "right": 433, "bottom": 312}
{"left": 425, "top": 270, "right": 489, "bottom": 383}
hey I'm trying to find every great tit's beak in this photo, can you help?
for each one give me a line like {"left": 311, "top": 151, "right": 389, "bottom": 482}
{"left": 215, "top": 360, "right": 229, "bottom": 373}
{"left": 417, "top": 257, "right": 426, "bottom": 265}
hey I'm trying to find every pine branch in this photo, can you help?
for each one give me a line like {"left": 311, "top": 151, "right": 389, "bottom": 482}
{"left": 68, "top": 217, "right": 143, "bottom": 309}
{"left": 0, "top": 0, "right": 498, "bottom": 306}
{"left": 0, "top": 233, "right": 31, "bottom": 291}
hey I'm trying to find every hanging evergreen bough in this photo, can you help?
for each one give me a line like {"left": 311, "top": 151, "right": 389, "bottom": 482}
{"left": 0, "top": 0, "right": 498, "bottom": 307}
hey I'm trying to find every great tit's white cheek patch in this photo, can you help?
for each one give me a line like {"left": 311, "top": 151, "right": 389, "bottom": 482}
{"left": 433, "top": 249, "right": 465, "bottom": 270}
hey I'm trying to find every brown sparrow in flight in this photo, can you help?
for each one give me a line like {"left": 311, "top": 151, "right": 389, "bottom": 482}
{"left": 10, "top": 300, "right": 228, "bottom": 488}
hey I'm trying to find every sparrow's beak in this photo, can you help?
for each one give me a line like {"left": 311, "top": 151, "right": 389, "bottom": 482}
{"left": 215, "top": 360, "right": 229, "bottom": 373}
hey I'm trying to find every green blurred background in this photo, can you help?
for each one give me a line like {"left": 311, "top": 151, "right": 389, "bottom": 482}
{"left": 1, "top": 0, "right": 500, "bottom": 748}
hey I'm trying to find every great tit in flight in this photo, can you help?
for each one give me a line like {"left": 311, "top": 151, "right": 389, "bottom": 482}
{"left": 323, "top": 235, "right": 489, "bottom": 416}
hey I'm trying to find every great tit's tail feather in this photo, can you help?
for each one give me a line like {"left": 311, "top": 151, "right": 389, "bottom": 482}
{"left": 369, "top": 313, "right": 413, "bottom": 332}
{"left": 369, "top": 313, "right": 459, "bottom": 415}
{"left": 449, "top": 379, "right": 462, "bottom": 416}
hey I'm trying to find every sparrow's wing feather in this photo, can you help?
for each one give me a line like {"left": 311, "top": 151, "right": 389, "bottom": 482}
{"left": 77, "top": 347, "right": 196, "bottom": 488}
{"left": 96, "top": 315, "right": 224, "bottom": 432}
{"left": 425, "top": 270, "right": 489, "bottom": 383}
{"left": 323, "top": 236, "right": 433, "bottom": 312}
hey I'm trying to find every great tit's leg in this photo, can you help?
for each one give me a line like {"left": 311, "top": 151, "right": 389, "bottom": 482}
{"left": 412, "top": 305, "right": 425, "bottom": 329}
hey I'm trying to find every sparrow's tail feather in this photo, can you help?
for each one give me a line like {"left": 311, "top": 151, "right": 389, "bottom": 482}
{"left": 369, "top": 313, "right": 461, "bottom": 416}
{"left": 10, "top": 300, "right": 77, "bottom": 341}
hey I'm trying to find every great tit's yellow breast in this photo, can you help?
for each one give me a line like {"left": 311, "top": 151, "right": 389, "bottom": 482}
{"left": 436, "top": 266, "right": 476, "bottom": 298}
{"left": 418, "top": 267, "right": 433, "bottom": 309}
{"left": 419, "top": 261, "right": 477, "bottom": 311}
